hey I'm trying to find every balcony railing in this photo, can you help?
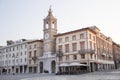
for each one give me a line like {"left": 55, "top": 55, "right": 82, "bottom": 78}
{"left": 78, "top": 49, "right": 95, "bottom": 54}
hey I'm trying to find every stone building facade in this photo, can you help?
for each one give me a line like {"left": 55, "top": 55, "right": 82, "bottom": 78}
{"left": 27, "top": 40, "right": 43, "bottom": 73}
{"left": 113, "top": 42, "right": 120, "bottom": 69}
{"left": 55, "top": 26, "right": 114, "bottom": 74}
{"left": 0, "top": 8, "right": 118, "bottom": 75}
{"left": 92, "top": 26, "right": 114, "bottom": 71}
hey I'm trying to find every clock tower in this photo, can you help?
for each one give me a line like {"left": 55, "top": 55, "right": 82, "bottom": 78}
{"left": 43, "top": 7, "right": 57, "bottom": 55}
{"left": 41, "top": 7, "right": 57, "bottom": 73}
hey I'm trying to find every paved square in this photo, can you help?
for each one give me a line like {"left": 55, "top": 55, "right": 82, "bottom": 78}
{"left": 0, "top": 70, "right": 120, "bottom": 80}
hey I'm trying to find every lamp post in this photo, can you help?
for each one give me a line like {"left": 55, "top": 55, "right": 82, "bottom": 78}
{"left": 56, "top": 49, "right": 63, "bottom": 74}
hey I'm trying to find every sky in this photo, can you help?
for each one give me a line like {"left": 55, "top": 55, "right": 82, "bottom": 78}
{"left": 0, "top": 0, "right": 120, "bottom": 46}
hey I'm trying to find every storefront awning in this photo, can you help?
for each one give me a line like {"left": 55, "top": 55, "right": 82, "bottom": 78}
{"left": 102, "top": 53, "right": 106, "bottom": 56}
{"left": 59, "top": 63, "right": 69, "bottom": 67}
{"left": 69, "top": 62, "right": 87, "bottom": 66}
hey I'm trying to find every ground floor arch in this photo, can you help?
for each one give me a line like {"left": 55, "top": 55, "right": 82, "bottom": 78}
{"left": 51, "top": 60, "right": 56, "bottom": 73}
{"left": 40, "top": 62, "right": 43, "bottom": 73}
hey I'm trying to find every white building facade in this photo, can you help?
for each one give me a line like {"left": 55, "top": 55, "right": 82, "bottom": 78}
{"left": 0, "top": 39, "right": 28, "bottom": 74}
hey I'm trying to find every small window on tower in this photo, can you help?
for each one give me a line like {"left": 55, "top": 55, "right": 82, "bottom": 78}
{"left": 46, "top": 22, "right": 49, "bottom": 29}
{"left": 52, "top": 22, "right": 55, "bottom": 29}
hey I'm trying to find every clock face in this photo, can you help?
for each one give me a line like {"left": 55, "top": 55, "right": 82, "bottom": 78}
{"left": 45, "top": 33, "right": 49, "bottom": 39}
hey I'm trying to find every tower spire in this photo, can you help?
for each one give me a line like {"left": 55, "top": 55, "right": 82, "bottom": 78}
{"left": 48, "top": 5, "right": 52, "bottom": 16}
{"left": 45, "top": 5, "right": 56, "bottom": 19}
{"left": 49, "top": 5, "right": 52, "bottom": 11}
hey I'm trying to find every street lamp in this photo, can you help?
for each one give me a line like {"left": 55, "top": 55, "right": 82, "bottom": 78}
{"left": 56, "top": 49, "right": 63, "bottom": 74}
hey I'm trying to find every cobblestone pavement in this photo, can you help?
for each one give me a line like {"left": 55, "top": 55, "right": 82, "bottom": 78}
{"left": 0, "top": 70, "right": 120, "bottom": 80}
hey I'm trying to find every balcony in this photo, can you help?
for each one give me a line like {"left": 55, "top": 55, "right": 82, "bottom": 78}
{"left": 78, "top": 49, "right": 95, "bottom": 54}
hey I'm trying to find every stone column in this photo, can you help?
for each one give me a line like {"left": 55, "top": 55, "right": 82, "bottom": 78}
{"left": 92, "top": 62, "right": 95, "bottom": 72}
{"left": 55, "top": 63, "right": 59, "bottom": 73}
{"left": 14, "top": 67, "right": 16, "bottom": 74}
{"left": 26, "top": 66, "right": 29, "bottom": 73}
{"left": 32, "top": 67, "right": 33, "bottom": 73}
{"left": 6, "top": 68, "right": 8, "bottom": 74}
{"left": 37, "top": 62, "right": 40, "bottom": 73}
{"left": 48, "top": 61, "right": 51, "bottom": 73}
{"left": 18, "top": 67, "right": 20, "bottom": 74}
{"left": 22, "top": 65, "right": 24, "bottom": 73}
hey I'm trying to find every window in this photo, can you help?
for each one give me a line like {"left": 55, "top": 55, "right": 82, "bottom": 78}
{"left": 16, "top": 59, "right": 18, "bottom": 63}
{"left": 16, "top": 53, "right": 18, "bottom": 57}
{"left": 5, "top": 60, "right": 7, "bottom": 64}
{"left": 59, "top": 57, "right": 62, "bottom": 61}
{"left": 3, "top": 61, "right": 4, "bottom": 65}
{"left": 65, "top": 44, "right": 69, "bottom": 53}
{"left": 25, "top": 51, "right": 26, "bottom": 55}
{"left": 34, "top": 50, "right": 37, "bottom": 57}
{"left": 94, "top": 43, "right": 96, "bottom": 50}
{"left": 9, "top": 60, "right": 11, "bottom": 64}
{"left": 17, "top": 46, "right": 18, "bottom": 50}
{"left": 58, "top": 45, "right": 63, "bottom": 51}
{"left": 12, "top": 60, "right": 15, "bottom": 64}
{"left": 93, "top": 36, "right": 95, "bottom": 41}
{"left": 80, "top": 41, "right": 85, "bottom": 50}
{"left": 46, "top": 22, "right": 49, "bottom": 29}
{"left": 80, "top": 33, "right": 84, "bottom": 39}
{"left": 34, "top": 44, "right": 36, "bottom": 48}
{"left": 12, "top": 53, "right": 15, "bottom": 57}
{"left": 29, "top": 60, "right": 31, "bottom": 64}
{"left": 66, "top": 55, "right": 69, "bottom": 61}
{"left": 29, "top": 45, "right": 32, "bottom": 49}
{"left": 25, "top": 58, "right": 26, "bottom": 62}
{"left": 73, "top": 55, "right": 77, "bottom": 60}
{"left": 72, "top": 35, "right": 76, "bottom": 40}
{"left": 21, "top": 45, "right": 22, "bottom": 49}
{"left": 34, "top": 59, "right": 36, "bottom": 63}
{"left": 21, "top": 59, "right": 22, "bottom": 62}
{"left": 90, "top": 54, "right": 92, "bottom": 59}
{"left": 89, "top": 41, "right": 92, "bottom": 50}
{"left": 13, "top": 47, "right": 14, "bottom": 51}
{"left": 81, "top": 54, "right": 85, "bottom": 59}
{"left": 21, "top": 52, "right": 22, "bottom": 56}
{"left": 25, "top": 44, "right": 27, "bottom": 48}
{"left": 9, "top": 48, "right": 11, "bottom": 51}
{"left": 72, "top": 43, "right": 77, "bottom": 51}
{"left": 89, "top": 34, "right": 92, "bottom": 39}
{"left": 6, "top": 54, "right": 8, "bottom": 58}
{"left": 52, "top": 22, "right": 55, "bottom": 29}
{"left": 29, "top": 51, "right": 32, "bottom": 58}
{"left": 65, "top": 37, "right": 69, "bottom": 42}
{"left": 58, "top": 38, "right": 62, "bottom": 43}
